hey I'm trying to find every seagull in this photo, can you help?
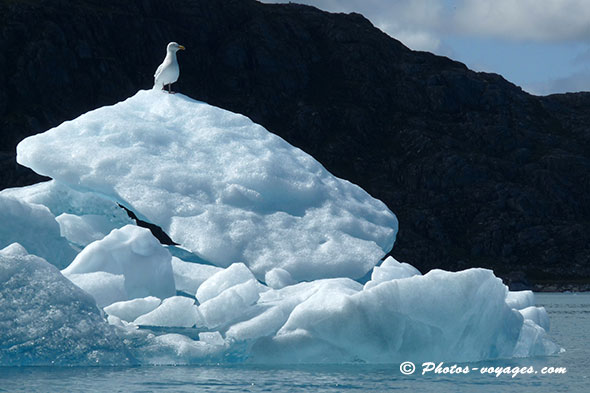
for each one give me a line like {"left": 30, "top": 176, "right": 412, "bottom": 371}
{"left": 153, "top": 42, "right": 185, "bottom": 93}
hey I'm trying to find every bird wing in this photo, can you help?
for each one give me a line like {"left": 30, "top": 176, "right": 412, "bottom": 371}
{"left": 154, "top": 63, "right": 164, "bottom": 79}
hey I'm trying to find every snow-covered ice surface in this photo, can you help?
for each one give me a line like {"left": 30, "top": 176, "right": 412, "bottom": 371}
{"left": 17, "top": 90, "right": 397, "bottom": 281}
{"left": 0, "top": 90, "right": 562, "bottom": 366}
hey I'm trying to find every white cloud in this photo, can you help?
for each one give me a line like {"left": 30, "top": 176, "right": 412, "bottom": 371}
{"left": 389, "top": 30, "right": 441, "bottom": 52}
{"left": 260, "top": 0, "right": 590, "bottom": 44}
{"left": 525, "top": 68, "right": 590, "bottom": 95}
{"left": 259, "top": 0, "right": 447, "bottom": 51}
{"left": 259, "top": 0, "right": 590, "bottom": 94}
{"left": 453, "top": 0, "right": 590, "bottom": 42}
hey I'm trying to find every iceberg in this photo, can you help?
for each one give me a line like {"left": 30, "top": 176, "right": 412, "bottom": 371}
{"left": 519, "top": 306, "right": 551, "bottom": 332}
{"left": 198, "top": 278, "right": 263, "bottom": 329}
{"left": 248, "top": 269, "right": 545, "bottom": 363}
{"left": 0, "top": 90, "right": 561, "bottom": 366}
{"left": 62, "top": 225, "right": 176, "bottom": 303}
{"left": 196, "top": 262, "right": 258, "bottom": 304}
{"left": 132, "top": 263, "right": 560, "bottom": 364}
{"left": 171, "top": 256, "right": 222, "bottom": 295}
{"left": 265, "top": 267, "right": 296, "bottom": 289}
{"left": 0, "top": 194, "right": 76, "bottom": 269}
{"left": 0, "top": 180, "right": 133, "bottom": 248}
{"left": 505, "top": 290, "right": 535, "bottom": 310}
{"left": 56, "top": 213, "right": 121, "bottom": 248}
{"left": 17, "top": 90, "right": 397, "bottom": 281}
{"left": 104, "top": 296, "right": 161, "bottom": 323}
{"left": 0, "top": 244, "right": 133, "bottom": 366}
{"left": 134, "top": 296, "right": 201, "bottom": 328}
{"left": 363, "top": 256, "right": 421, "bottom": 290}
{"left": 66, "top": 271, "right": 127, "bottom": 308}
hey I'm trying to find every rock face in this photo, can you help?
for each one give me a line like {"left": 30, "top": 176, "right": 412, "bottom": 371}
{"left": 1, "top": 0, "right": 589, "bottom": 287}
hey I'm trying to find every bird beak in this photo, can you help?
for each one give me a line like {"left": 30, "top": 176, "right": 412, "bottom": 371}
{"left": 178, "top": 45, "right": 186, "bottom": 50}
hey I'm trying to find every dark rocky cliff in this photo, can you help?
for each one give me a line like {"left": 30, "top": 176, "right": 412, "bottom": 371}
{"left": 1, "top": 0, "right": 589, "bottom": 290}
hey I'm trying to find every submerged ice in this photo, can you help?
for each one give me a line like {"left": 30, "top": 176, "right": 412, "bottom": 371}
{"left": 0, "top": 90, "right": 561, "bottom": 366}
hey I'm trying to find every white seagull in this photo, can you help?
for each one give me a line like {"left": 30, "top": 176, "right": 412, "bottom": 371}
{"left": 153, "top": 42, "right": 186, "bottom": 93}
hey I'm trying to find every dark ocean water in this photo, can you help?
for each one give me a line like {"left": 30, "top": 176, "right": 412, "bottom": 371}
{"left": 1, "top": 293, "right": 587, "bottom": 393}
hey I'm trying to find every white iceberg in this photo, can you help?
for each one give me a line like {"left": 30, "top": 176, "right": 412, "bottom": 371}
{"left": 0, "top": 243, "right": 132, "bottom": 366}
{"left": 0, "top": 180, "right": 132, "bottom": 246}
{"left": 196, "top": 262, "right": 258, "bottom": 304}
{"left": 264, "top": 267, "right": 295, "bottom": 289}
{"left": 198, "top": 278, "right": 263, "bottom": 329}
{"left": 225, "top": 278, "right": 362, "bottom": 344}
{"left": 56, "top": 213, "right": 120, "bottom": 248}
{"left": 252, "top": 269, "right": 532, "bottom": 363}
{"left": 104, "top": 296, "right": 162, "bottom": 323}
{"left": 134, "top": 296, "right": 201, "bottom": 328}
{"left": 62, "top": 225, "right": 175, "bottom": 302}
{"left": 17, "top": 90, "right": 397, "bottom": 281}
{"left": 363, "top": 256, "right": 421, "bottom": 290}
{"left": 0, "top": 194, "right": 76, "bottom": 269}
{"left": 66, "top": 271, "right": 127, "bottom": 308}
{"left": 198, "top": 331, "right": 225, "bottom": 346}
{"left": 1, "top": 90, "right": 561, "bottom": 365}
{"left": 519, "top": 306, "right": 550, "bottom": 332}
{"left": 223, "top": 267, "right": 560, "bottom": 363}
{"left": 505, "top": 290, "right": 535, "bottom": 310}
{"left": 171, "top": 257, "right": 222, "bottom": 295}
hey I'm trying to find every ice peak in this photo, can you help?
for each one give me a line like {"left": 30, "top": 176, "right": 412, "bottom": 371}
{"left": 17, "top": 90, "right": 398, "bottom": 281}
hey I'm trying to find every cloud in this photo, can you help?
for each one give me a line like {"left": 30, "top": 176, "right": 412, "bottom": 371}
{"left": 260, "top": 0, "right": 590, "bottom": 44}
{"left": 453, "top": 0, "right": 590, "bottom": 42}
{"left": 388, "top": 30, "right": 441, "bottom": 52}
{"left": 525, "top": 68, "right": 590, "bottom": 95}
{"left": 259, "top": 0, "right": 447, "bottom": 51}
{"left": 259, "top": 0, "right": 590, "bottom": 94}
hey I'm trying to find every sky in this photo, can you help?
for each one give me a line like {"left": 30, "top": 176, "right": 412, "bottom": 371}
{"left": 260, "top": 0, "right": 590, "bottom": 96}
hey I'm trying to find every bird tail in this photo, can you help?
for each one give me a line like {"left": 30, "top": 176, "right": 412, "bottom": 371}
{"left": 152, "top": 78, "right": 163, "bottom": 90}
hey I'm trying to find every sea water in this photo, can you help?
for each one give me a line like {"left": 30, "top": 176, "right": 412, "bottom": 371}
{"left": 1, "top": 293, "right": 588, "bottom": 393}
